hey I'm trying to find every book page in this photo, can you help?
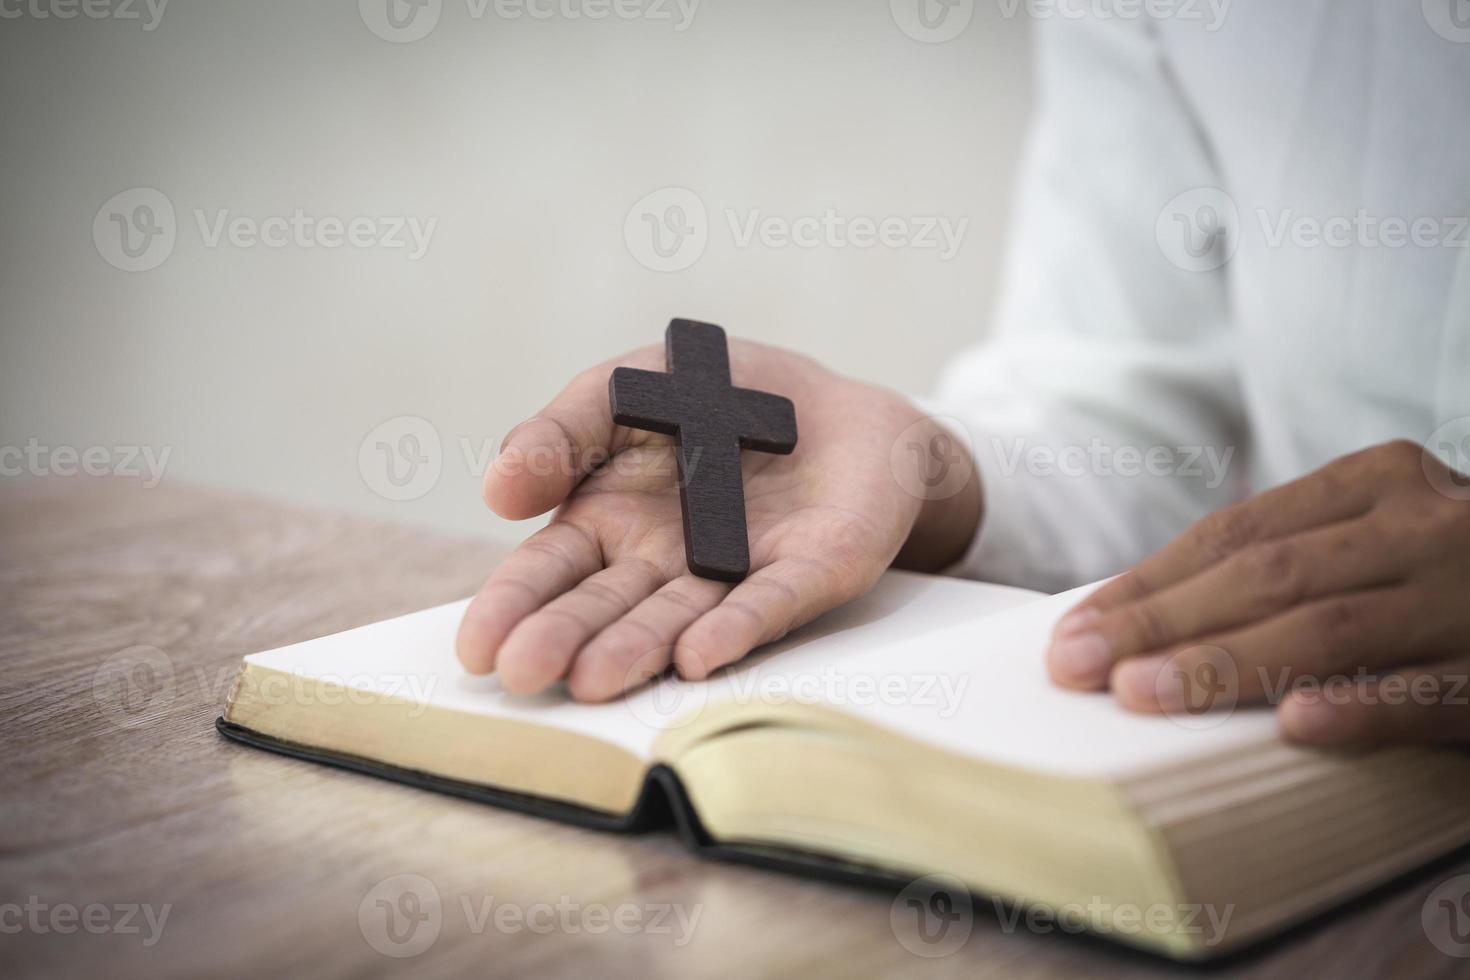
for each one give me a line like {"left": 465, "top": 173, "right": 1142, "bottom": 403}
{"left": 239, "top": 570, "right": 1042, "bottom": 759}
{"left": 710, "top": 583, "right": 1282, "bottom": 779}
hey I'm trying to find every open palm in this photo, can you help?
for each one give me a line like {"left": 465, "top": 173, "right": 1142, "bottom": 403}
{"left": 456, "top": 338, "right": 979, "bottom": 701}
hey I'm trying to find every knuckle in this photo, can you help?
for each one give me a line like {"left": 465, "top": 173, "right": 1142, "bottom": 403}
{"left": 520, "top": 537, "right": 575, "bottom": 570}
{"left": 742, "top": 576, "right": 815, "bottom": 641}
{"left": 1241, "top": 540, "right": 1304, "bottom": 603}
{"left": 721, "top": 599, "right": 772, "bottom": 637}
{"left": 651, "top": 587, "right": 704, "bottom": 614}
{"left": 601, "top": 616, "right": 664, "bottom": 656}
{"left": 1395, "top": 493, "right": 1450, "bottom": 536}
{"left": 1377, "top": 439, "right": 1424, "bottom": 480}
{"left": 1096, "top": 569, "right": 1151, "bottom": 606}
{"left": 534, "top": 606, "right": 595, "bottom": 639}
{"left": 1311, "top": 599, "right": 1362, "bottom": 669}
{"left": 1312, "top": 459, "right": 1351, "bottom": 498}
{"left": 522, "top": 524, "right": 596, "bottom": 568}
{"left": 1332, "top": 440, "right": 1413, "bottom": 488}
{"left": 483, "top": 576, "right": 539, "bottom": 609}
{"left": 1374, "top": 486, "right": 1467, "bottom": 551}
{"left": 1424, "top": 487, "right": 1470, "bottom": 526}
{"left": 1122, "top": 600, "right": 1173, "bottom": 651}
{"left": 1197, "top": 506, "right": 1260, "bottom": 562}
{"left": 750, "top": 574, "right": 802, "bottom": 612}
{"left": 798, "top": 552, "right": 870, "bottom": 606}
{"left": 578, "top": 580, "right": 632, "bottom": 614}
{"left": 1384, "top": 437, "right": 1424, "bottom": 463}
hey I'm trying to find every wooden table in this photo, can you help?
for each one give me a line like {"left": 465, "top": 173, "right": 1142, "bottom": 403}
{"left": 4, "top": 478, "right": 1468, "bottom": 979}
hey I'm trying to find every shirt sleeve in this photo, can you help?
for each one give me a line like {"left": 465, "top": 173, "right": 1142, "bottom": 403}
{"left": 933, "top": 14, "right": 1247, "bottom": 593}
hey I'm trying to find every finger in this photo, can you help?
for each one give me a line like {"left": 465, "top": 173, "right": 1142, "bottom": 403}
{"left": 496, "top": 558, "right": 666, "bottom": 694}
{"left": 1048, "top": 516, "right": 1410, "bottom": 688}
{"left": 1279, "top": 658, "right": 1470, "bottom": 747}
{"left": 565, "top": 575, "right": 731, "bottom": 703}
{"left": 456, "top": 522, "right": 603, "bottom": 675}
{"left": 484, "top": 349, "right": 661, "bottom": 521}
{"left": 1062, "top": 453, "right": 1380, "bottom": 624}
{"left": 674, "top": 558, "right": 862, "bottom": 681}
{"left": 1110, "top": 587, "right": 1438, "bottom": 712}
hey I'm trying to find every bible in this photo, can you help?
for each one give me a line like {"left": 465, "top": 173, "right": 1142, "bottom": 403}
{"left": 217, "top": 570, "right": 1470, "bottom": 959}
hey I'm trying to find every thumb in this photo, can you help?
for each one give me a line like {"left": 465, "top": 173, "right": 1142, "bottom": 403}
{"left": 484, "top": 349, "right": 659, "bottom": 519}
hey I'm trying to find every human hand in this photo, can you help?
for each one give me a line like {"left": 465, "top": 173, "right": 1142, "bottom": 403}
{"left": 457, "top": 338, "right": 981, "bottom": 701}
{"left": 1046, "top": 439, "right": 1470, "bottom": 747}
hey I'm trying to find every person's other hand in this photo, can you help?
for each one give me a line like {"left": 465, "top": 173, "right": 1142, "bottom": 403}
{"left": 457, "top": 339, "right": 981, "bottom": 701}
{"left": 1046, "top": 440, "right": 1470, "bottom": 747}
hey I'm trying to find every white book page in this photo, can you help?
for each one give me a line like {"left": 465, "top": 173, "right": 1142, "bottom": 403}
{"left": 240, "top": 570, "right": 1042, "bottom": 760}
{"left": 723, "top": 584, "right": 1280, "bottom": 779}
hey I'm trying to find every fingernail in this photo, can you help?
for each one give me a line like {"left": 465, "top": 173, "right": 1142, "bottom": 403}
{"left": 1049, "top": 631, "right": 1112, "bottom": 686}
{"left": 1053, "top": 607, "right": 1101, "bottom": 638}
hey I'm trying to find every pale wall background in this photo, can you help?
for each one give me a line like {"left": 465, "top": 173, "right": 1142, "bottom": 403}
{"left": 0, "top": 0, "right": 1032, "bottom": 545}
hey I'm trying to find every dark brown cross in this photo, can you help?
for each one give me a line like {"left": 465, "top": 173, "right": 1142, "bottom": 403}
{"left": 609, "top": 319, "right": 797, "bottom": 582}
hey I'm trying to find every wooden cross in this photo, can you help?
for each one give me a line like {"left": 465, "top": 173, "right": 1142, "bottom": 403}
{"left": 609, "top": 320, "right": 797, "bottom": 582}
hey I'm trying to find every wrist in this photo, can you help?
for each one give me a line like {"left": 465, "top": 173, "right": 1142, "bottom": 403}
{"left": 893, "top": 417, "right": 984, "bottom": 573}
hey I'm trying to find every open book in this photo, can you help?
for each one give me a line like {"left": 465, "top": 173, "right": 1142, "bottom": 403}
{"left": 218, "top": 571, "right": 1470, "bottom": 959}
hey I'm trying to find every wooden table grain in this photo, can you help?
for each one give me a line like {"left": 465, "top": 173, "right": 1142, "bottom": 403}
{"left": 3, "top": 478, "right": 1469, "bottom": 979}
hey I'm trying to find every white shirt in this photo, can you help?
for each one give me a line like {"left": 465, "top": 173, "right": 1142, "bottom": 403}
{"left": 936, "top": 2, "right": 1470, "bottom": 593}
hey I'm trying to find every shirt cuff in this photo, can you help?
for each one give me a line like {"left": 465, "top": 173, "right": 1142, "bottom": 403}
{"left": 912, "top": 399, "right": 1095, "bottom": 595}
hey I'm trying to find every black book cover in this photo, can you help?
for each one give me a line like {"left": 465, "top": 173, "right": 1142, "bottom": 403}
{"left": 215, "top": 717, "right": 913, "bottom": 892}
{"left": 216, "top": 716, "right": 1446, "bottom": 966}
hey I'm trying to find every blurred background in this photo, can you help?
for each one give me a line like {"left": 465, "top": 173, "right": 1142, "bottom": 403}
{"left": 0, "top": 0, "right": 1032, "bottom": 544}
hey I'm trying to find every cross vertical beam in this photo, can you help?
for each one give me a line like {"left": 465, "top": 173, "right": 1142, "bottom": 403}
{"left": 608, "top": 319, "right": 798, "bottom": 582}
